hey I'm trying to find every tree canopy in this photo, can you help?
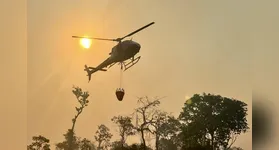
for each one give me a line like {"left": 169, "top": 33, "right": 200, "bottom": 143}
{"left": 95, "top": 124, "right": 113, "bottom": 150}
{"left": 111, "top": 115, "right": 135, "bottom": 148}
{"left": 27, "top": 135, "right": 51, "bottom": 150}
{"left": 27, "top": 86, "right": 249, "bottom": 150}
{"left": 179, "top": 93, "right": 249, "bottom": 149}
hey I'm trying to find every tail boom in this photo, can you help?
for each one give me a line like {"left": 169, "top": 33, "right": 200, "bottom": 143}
{"left": 84, "top": 65, "right": 107, "bottom": 82}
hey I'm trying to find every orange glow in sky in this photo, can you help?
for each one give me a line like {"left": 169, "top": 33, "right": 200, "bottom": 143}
{"left": 79, "top": 38, "right": 92, "bottom": 49}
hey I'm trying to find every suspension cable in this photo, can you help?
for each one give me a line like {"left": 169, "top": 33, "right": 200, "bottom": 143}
{"left": 119, "top": 63, "right": 124, "bottom": 88}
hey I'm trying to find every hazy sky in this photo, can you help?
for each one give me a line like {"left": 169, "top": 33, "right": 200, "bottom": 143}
{"left": 0, "top": 0, "right": 27, "bottom": 149}
{"left": 27, "top": 0, "right": 252, "bottom": 149}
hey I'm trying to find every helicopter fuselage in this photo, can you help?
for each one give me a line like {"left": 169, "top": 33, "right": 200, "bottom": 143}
{"left": 88, "top": 40, "right": 141, "bottom": 74}
{"left": 110, "top": 40, "right": 141, "bottom": 62}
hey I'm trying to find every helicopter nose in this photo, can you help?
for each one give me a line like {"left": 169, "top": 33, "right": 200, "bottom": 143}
{"left": 135, "top": 43, "right": 141, "bottom": 51}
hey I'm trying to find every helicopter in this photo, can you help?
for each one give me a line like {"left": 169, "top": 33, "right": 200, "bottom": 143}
{"left": 72, "top": 22, "right": 155, "bottom": 82}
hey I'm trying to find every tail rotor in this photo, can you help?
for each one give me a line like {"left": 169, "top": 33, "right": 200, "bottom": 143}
{"left": 84, "top": 65, "right": 92, "bottom": 82}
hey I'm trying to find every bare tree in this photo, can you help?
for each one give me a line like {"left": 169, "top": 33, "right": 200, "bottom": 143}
{"left": 133, "top": 96, "right": 164, "bottom": 150}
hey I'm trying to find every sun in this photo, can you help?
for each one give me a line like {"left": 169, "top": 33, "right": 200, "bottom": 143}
{"left": 79, "top": 38, "right": 92, "bottom": 49}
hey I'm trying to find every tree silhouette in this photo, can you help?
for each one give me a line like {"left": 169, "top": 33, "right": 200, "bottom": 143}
{"left": 56, "top": 86, "right": 90, "bottom": 150}
{"left": 179, "top": 122, "right": 210, "bottom": 149}
{"left": 56, "top": 135, "right": 97, "bottom": 150}
{"left": 128, "top": 143, "right": 153, "bottom": 150}
{"left": 229, "top": 146, "right": 244, "bottom": 150}
{"left": 179, "top": 93, "right": 249, "bottom": 150}
{"left": 111, "top": 115, "right": 135, "bottom": 149}
{"left": 158, "top": 138, "right": 177, "bottom": 150}
{"left": 27, "top": 135, "right": 51, "bottom": 150}
{"left": 147, "top": 110, "right": 168, "bottom": 150}
{"left": 110, "top": 142, "right": 153, "bottom": 150}
{"left": 110, "top": 141, "right": 128, "bottom": 150}
{"left": 156, "top": 115, "right": 181, "bottom": 150}
{"left": 55, "top": 130, "right": 79, "bottom": 150}
{"left": 79, "top": 138, "right": 96, "bottom": 150}
{"left": 94, "top": 124, "right": 113, "bottom": 150}
{"left": 28, "top": 91, "right": 250, "bottom": 150}
{"left": 133, "top": 96, "right": 163, "bottom": 150}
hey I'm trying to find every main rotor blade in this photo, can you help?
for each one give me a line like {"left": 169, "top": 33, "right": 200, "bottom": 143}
{"left": 120, "top": 22, "right": 155, "bottom": 40}
{"left": 72, "top": 36, "right": 115, "bottom": 41}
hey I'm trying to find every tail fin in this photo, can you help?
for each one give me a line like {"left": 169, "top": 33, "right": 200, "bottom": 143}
{"left": 84, "top": 65, "right": 107, "bottom": 82}
{"left": 84, "top": 65, "right": 92, "bottom": 82}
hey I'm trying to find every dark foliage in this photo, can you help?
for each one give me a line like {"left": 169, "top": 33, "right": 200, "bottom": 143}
{"left": 28, "top": 87, "right": 248, "bottom": 150}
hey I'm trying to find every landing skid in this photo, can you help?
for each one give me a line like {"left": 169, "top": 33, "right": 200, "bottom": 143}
{"left": 107, "top": 56, "right": 141, "bottom": 71}
{"left": 120, "top": 56, "right": 141, "bottom": 71}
